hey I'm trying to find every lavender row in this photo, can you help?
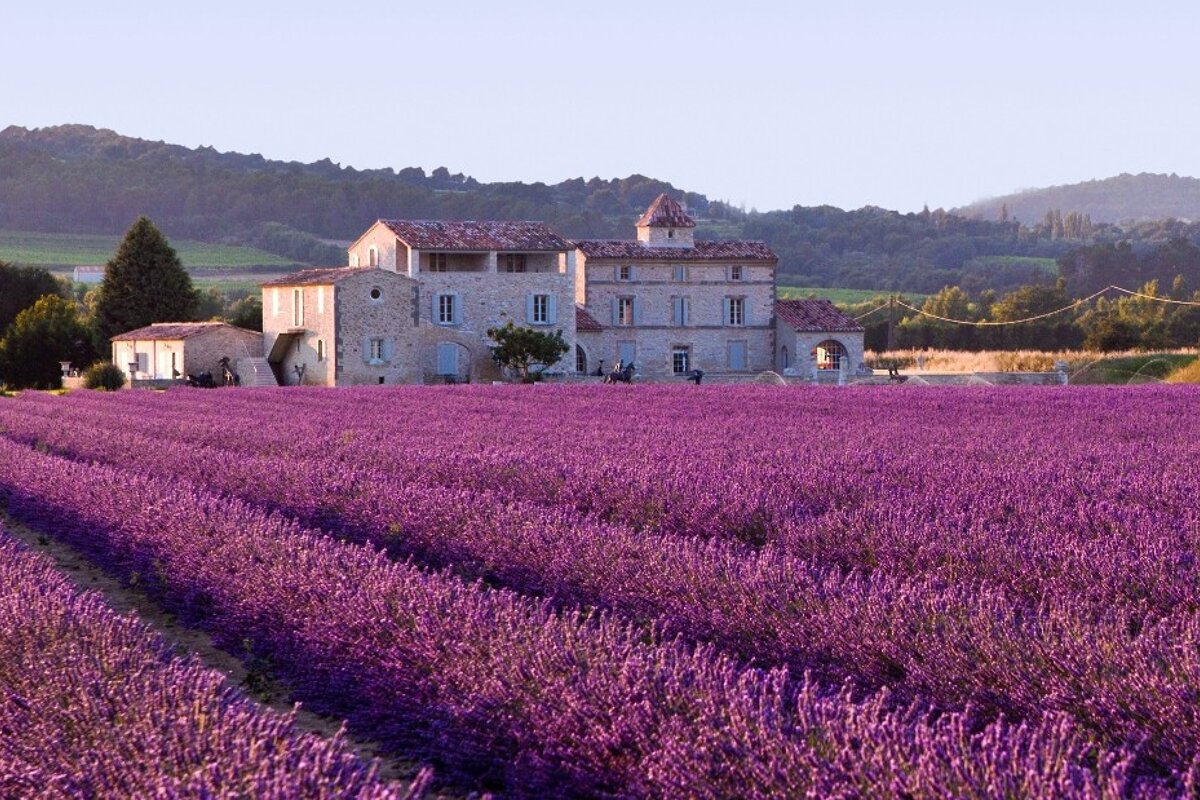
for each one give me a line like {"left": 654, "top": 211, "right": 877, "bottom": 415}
{"left": 10, "top": 386, "right": 1200, "bottom": 618}
{"left": 0, "top": 440, "right": 1161, "bottom": 798}
{"left": 5, "top": 391, "right": 1200, "bottom": 768}
{"left": 0, "top": 525, "right": 417, "bottom": 799}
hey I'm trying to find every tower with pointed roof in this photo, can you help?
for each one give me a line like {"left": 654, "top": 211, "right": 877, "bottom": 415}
{"left": 635, "top": 193, "right": 696, "bottom": 248}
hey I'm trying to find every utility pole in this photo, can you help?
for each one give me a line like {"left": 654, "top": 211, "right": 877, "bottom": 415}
{"left": 886, "top": 295, "right": 896, "bottom": 352}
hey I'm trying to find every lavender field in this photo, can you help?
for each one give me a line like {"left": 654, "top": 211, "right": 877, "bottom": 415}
{"left": 0, "top": 385, "right": 1198, "bottom": 797}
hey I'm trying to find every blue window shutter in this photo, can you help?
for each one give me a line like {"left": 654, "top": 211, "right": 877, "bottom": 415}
{"left": 361, "top": 337, "right": 371, "bottom": 363}
{"left": 383, "top": 338, "right": 394, "bottom": 362}
{"left": 683, "top": 297, "right": 690, "bottom": 326}
{"left": 723, "top": 297, "right": 731, "bottom": 326}
{"left": 671, "top": 297, "right": 680, "bottom": 326}
{"left": 453, "top": 294, "right": 462, "bottom": 325}
{"left": 611, "top": 298, "right": 619, "bottom": 325}
{"left": 526, "top": 293, "right": 535, "bottom": 323}
{"left": 432, "top": 293, "right": 439, "bottom": 322}
{"left": 744, "top": 300, "right": 751, "bottom": 326}
{"left": 632, "top": 297, "right": 642, "bottom": 326}
{"left": 724, "top": 266, "right": 731, "bottom": 281}
{"left": 614, "top": 265, "right": 620, "bottom": 281}
{"left": 630, "top": 265, "right": 637, "bottom": 281}
{"left": 547, "top": 294, "right": 558, "bottom": 324}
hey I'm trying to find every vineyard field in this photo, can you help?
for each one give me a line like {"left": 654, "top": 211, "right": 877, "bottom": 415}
{"left": 0, "top": 385, "right": 1197, "bottom": 797}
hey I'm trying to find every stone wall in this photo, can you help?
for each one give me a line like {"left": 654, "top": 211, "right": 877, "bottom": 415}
{"left": 577, "top": 256, "right": 775, "bottom": 379}
{"left": 775, "top": 321, "right": 868, "bottom": 381}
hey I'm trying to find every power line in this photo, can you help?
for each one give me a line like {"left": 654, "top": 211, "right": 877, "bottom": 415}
{"left": 891, "top": 285, "right": 1200, "bottom": 327}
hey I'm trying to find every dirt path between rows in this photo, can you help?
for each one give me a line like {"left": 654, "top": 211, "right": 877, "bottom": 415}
{"left": 2, "top": 512, "right": 424, "bottom": 787}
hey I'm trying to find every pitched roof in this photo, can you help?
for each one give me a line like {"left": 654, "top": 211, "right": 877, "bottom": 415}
{"left": 575, "top": 305, "right": 603, "bottom": 332}
{"left": 110, "top": 322, "right": 258, "bottom": 342}
{"left": 379, "top": 220, "right": 569, "bottom": 251}
{"left": 775, "top": 299, "right": 865, "bottom": 333}
{"left": 637, "top": 194, "right": 696, "bottom": 229}
{"left": 572, "top": 239, "right": 777, "bottom": 262}
{"left": 260, "top": 266, "right": 381, "bottom": 287}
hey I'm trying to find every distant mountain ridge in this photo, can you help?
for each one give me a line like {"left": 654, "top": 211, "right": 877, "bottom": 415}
{"left": 957, "top": 173, "right": 1200, "bottom": 225}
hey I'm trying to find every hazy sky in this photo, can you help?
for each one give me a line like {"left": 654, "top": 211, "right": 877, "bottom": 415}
{"left": 4, "top": 1, "right": 1198, "bottom": 213}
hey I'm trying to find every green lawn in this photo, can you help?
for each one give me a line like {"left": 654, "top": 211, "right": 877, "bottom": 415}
{"left": 1067, "top": 353, "right": 1197, "bottom": 384}
{"left": 0, "top": 230, "right": 300, "bottom": 269}
{"left": 777, "top": 285, "right": 928, "bottom": 305}
{"left": 968, "top": 256, "right": 1060, "bottom": 274}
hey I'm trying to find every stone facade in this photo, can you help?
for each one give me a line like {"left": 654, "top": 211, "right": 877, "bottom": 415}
{"left": 575, "top": 259, "right": 774, "bottom": 378}
{"left": 774, "top": 299, "right": 869, "bottom": 383}
{"left": 346, "top": 220, "right": 576, "bottom": 382}
{"left": 573, "top": 194, "right": 778, "bottom": 380}
{"left": 111, "top": 323, "right": 263, "bottom": 382}
{"left": 263, "top": 268, "right": 420, "bottom": 386}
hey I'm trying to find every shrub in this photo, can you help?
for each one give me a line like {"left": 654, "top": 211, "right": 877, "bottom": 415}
{"left": 84, "top": 362, "right": 126, "bottom": 391}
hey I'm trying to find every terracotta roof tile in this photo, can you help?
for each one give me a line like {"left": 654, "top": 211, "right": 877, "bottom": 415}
{"left": 380, "top": 220, "right": 569, "bottom": 251}
{"left": 636, "top": 194, "right": 696, "bottom": 228}
{"left": 260, "top": 266, "right": 381, "bottom": 287}
{"left": 575, "top": 305, "right": 603, "bottom": 332}
{"left": 775, "top": 299, "right": 864, "bottom": 333}
{"left": 572, "top": 239, "right": 777, "bottom": 262}
{"left": 110, "top": 322, "right": 257, "bottom": 342}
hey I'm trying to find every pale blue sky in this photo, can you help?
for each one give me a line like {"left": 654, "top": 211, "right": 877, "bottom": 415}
{"left": 3, "top": 1, "right": 1197, "bottom": 213}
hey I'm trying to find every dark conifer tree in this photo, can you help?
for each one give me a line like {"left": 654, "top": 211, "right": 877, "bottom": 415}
{"left": 93, "top": 217, "right": 198, "bottom": 343}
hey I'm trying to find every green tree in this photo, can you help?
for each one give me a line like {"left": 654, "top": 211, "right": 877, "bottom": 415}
{"left": 0, "top": 261, "right": 64, "bottom": 334}
{"left": 225, "top": 295, "right": 263, "bottom": 331}
{"left": 93, "top": 217, "right": 199, "bottom": 344}
{"left": 0, "top": 295, "right": 93, "bottom": 389}
{"left": 486, "top": 322, "right": 569, "bottom": 382}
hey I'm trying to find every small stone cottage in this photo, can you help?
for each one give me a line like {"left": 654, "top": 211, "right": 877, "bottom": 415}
{"left": 774, "top": 299, "right": 869, "bottom": 381}
{"left": 111, "top": 322, "right": 263, "bottom": 383}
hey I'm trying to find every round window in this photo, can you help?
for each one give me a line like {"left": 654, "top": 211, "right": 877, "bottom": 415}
{"left": 369, "top": 287, "right": 382, "bottom": 301}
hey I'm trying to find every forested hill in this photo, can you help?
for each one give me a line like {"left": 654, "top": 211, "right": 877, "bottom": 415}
{"left": 957, "top": 173, "right": 1200, "bottom": 225}
{"left": 4, "top": 125, "right": 1200, "bottom": 295}
{"left": 0, "top": 124, "right": 712, "bottom": 264}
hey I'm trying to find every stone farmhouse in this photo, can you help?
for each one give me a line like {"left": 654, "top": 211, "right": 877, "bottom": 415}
{"left": 249, "top": 196, "right": 870, "bottom": 385}
{"left": 572, "top": 195, "right": 779, "bottom": 379}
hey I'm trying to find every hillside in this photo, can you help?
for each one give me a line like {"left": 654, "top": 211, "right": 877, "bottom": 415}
{"left": 957, "top": 173, "right": 1200, "bottom": 224}
{"left": 3, "top": 124, "right": 1197, "bottom": 296}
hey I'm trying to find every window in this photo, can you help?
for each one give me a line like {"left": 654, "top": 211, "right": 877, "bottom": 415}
{"left": 368, "top": 246, "right": 378, "bottom": 267}
{"left": 730, "top": 265, "right": 744, "bottom": 281}
{"left": 272, "top": 288, "right": 280, "bottom": 317}
{"left": 531, "top": 293, "right": 550, "bottom": 324}
{"left": 317, "top": 287, "right": 325, "bottom": 314}
{"left": 617, "top": 297, "right": 634, "bottom": 326}
{"left": 814, "top": 340, "right": 847, "bottom": 371}
{"left": 350, "top": 252, "right": 360, "bottom": 267}
{"left": 672, "top": 347, "right": 690, "bottom": 375}
{"left": 729, "top": 340, "right": 748, "bottom": 371}
{"left": 369, "top": 287, "right": 383, "bottom": 302}
{"left": 618, "top": 265, "right": 632, "bottom": 281}
{"left": 726, "top": 297, "right": 745, "bottom": 326}
{"left": 672, "top": 296, "right": 690, "bottom": 326}
{"left": 428, "top": 253, "right": 448, "bottom": 272}
{"left": 667, "top": 229, "right": 675, "bottom": 239}
{"left": 575, "top": 345, "right": 587, "bottom": 374}
{"left": 368, "top": 338, "right": 384, "bottom": 363}
{"left": 781, "top": 346, "right": 790, "bottom": 369}
{"left": 436, "top": 293, "right": 458, "bottom": 325}
{"left": 317, "top": 339, "right": 326, "bottom": 362}
{"left": 502, "top": 254, "right": 527, "bottom": 273}
{"left": 673, "top": 265, "right": 688, "bottom": 282}
{"left": 293, "top": 288, "right": 304, "bottom": 327}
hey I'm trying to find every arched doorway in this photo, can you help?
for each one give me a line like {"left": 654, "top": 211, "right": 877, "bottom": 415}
{"left": 812, "top": 340, "right": 846, "bottom": 371}
{"left": 781, "top": 345, "right": 790, "bottom": 370}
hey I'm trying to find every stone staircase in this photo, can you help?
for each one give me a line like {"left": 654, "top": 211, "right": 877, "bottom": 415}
{"left": 237, "top": 357, "right": 278, "bottom": 387}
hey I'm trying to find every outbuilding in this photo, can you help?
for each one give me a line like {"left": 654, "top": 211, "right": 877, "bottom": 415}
{"left": 111, "top": 322, "right": 264, "bottom": 384}
{"left": 774, "top": 299, "right": 869, "bottom": 381}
